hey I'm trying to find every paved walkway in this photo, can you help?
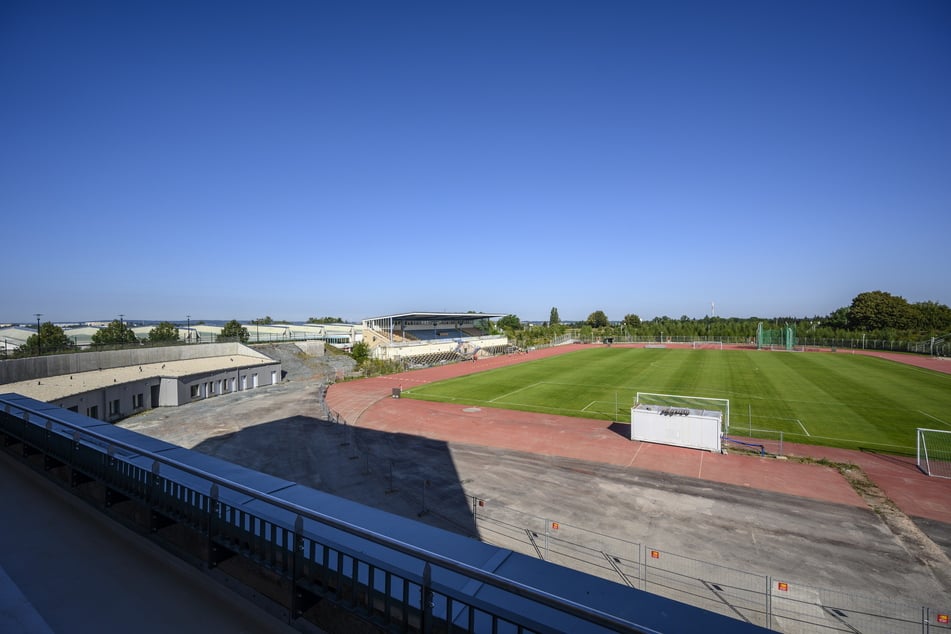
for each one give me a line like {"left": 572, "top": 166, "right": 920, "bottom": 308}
{"left": 326, "top": 345, "right": 951, "bottom": 524}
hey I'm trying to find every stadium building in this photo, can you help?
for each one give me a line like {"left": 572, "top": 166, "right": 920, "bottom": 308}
{"left": 361, "top": 311, "right": 509, "bottom": 365}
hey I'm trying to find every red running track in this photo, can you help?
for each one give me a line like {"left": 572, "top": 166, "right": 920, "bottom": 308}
{"left": 326, "top": 344, "right": 951, "bottom": 524}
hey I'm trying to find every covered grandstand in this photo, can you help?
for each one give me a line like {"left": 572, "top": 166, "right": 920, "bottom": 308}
{"left": 362, "top": 311, "right": 509, "bottom": 366}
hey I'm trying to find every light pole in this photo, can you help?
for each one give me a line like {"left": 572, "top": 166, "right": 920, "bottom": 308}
{"left": 187, "top": 315, "right": 191, "bottom": 343}
{"left": 34, "top": 313, "right": 42, "bottom": 355}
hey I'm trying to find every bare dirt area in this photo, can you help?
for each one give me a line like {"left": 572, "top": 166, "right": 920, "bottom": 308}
{"left": 120, "top": 344, "right": 951, "bottom": 613}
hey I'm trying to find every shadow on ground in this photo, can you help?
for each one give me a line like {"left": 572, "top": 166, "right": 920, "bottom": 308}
{"left": 858, "top": 447, "right": 920, "bottom": 472}
{"left": 191, "top": 415, "right": 478, "bottom": 538}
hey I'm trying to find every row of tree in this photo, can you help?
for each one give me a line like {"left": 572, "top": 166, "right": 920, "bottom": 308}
{"left": 9, "top": 291, "right": 948, "bottom": 359}
{"left": 250, "top": 316, "right": 344, "bottom": 325}
{"left": 497, "top": 291, "right": 951, "bottom": 345}
{"left": 9, "top": 319, "right": 251, "bottom": 358}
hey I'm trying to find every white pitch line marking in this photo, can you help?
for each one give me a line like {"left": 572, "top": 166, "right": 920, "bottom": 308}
{"left": 490, "top": 381, "right": 543, "bottom": 403}
{"left": 796, "top": 419, "right": 810, "bottom": 436}
{"left": 918, "top": 410, "right": 951, "bottom": 430}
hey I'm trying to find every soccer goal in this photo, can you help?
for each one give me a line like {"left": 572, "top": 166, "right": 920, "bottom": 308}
{"left": 917, "top": 428, "right": 951, "bottom": 479}
{"left": 632, "top": 393, "right": 730, "bottom": 452}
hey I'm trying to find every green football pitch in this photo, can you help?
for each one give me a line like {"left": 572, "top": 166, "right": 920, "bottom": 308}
{"left": 402, "top": 348, "right": 951, "bottom": 453}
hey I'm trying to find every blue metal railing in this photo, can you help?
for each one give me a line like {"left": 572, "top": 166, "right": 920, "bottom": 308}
{"left": 0, "top": 394, "right": 675, "bottom": 634}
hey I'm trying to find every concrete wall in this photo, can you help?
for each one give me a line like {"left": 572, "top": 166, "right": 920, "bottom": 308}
{"left": 294, "top": 341, "right": 325, "bottom": 356}
{"left": 372, "top": 335, "right": 508, "bottom": 360}
{"left": 0, "top": 343, "right": 271, "bottom": 384}
{"left": 52, "top": 378, "right": 162, "bottom": 422}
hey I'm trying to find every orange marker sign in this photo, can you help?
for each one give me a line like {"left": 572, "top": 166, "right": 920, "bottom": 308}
{"left": 777, "top": 582, "right": 789, "bottom": 592}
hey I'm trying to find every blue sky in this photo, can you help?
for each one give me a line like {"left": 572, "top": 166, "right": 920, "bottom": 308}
{"left": 2, "top": 1, "right": 949, "bottom": 324}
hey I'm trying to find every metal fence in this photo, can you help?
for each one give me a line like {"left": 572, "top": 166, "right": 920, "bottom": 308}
{"left": 567, "top": 334, "right": 951, "bottom": 357}
{"left": 321, "top": 418, "right": 950, "bottom": 634}
{"left": 0, "top": 395, "right": 666, "bottom": 634}
{"left": 466, "top": 496, "right": 950, "bottom": 633}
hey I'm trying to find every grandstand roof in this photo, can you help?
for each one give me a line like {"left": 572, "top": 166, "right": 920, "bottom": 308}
{"left": 363, "top": 311, "right": 506, "bottom": 322}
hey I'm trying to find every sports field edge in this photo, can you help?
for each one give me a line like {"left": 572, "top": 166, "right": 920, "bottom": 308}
{"left": 326, "top": 344, "right": 951, "bottom": 527}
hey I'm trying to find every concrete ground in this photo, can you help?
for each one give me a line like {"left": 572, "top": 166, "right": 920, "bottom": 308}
{"left": 0, "top": 449, "right": 299, "bottom": 634}
{"left": 117, "top": 347, "right": 951, "bottom": 614}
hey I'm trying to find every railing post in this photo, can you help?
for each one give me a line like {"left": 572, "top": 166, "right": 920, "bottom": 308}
{"left": 290, "top": 514, "right": 303, "bottom": 622}
{"left": 44, "top": 420, "right": 54, "bottom": 470}
{"left": 208, "top": 484, "right": 219, "bottom": 568}
{"left": 421, "top": 562, "right": 434, "bottom": 634}
{"left": 148, "top": 460, "right": 161, "bottom": 532}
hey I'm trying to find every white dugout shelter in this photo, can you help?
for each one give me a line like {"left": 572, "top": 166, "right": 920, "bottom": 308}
{"left": 630, "top": 404, "right": 723, "bottom": 452}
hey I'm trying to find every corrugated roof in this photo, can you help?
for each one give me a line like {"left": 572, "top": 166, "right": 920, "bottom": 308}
{"left": 5, "top": 355, "right": 275, "bottom": 402}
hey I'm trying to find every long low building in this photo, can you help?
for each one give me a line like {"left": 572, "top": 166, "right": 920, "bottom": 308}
{"left": 0, "top": 343, "right": 281, "bottom": 423}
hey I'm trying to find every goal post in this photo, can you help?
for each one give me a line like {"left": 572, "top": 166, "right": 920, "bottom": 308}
{"left": 635, "top": 393, "right": 730, "bottom": 432}
{"left": 917, "top": 428, "right": 951, "bottom": 479}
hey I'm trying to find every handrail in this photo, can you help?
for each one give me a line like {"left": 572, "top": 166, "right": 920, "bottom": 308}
{"left": 0, "top": 395, "right": 658, "bottom": 634}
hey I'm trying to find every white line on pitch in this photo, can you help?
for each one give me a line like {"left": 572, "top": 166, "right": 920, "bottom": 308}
{"left": 490, "top": 381, "right": 543, "bottom": 403}
{"left": 796, "top": 419, "right": 810, "bottom": 436}
{"left": 918, "top": 410, "right": 951, "bottom": 430}
{"left": 581, "top": 401, "right": 599, "bottom": 412}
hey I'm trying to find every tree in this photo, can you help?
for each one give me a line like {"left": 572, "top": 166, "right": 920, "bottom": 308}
{"left": 251, "top": 316, "right": 274, "bottom": 325}
{"left": 623, "top": 314, "right": 641, "bottom": 330}
{"left": 912, "top": 301, "right": 951, "bottom": 333}
{"left": 825, "top": 306, "right": 850, "bottom": 330}
{"left": 15, "top": 322, "right": 75, "bottom": 357}
{"left": 308, "top": 316, "right": 344, "bottom": 324}
{"left": 350, "top": 341, "right": 370, "bottom": 364}
{"left": 848, "top": 291, "right": 913, "bottom": 331}
{"left": 91, "top": 320, "right": 139, "bottom": 346}
{"left": 148, "top": 321, "right": 180, "bottom": 344}
{"left": 586, "top": 310, "right": 609, "bottom": 328}
{"left": 497, "top": 314, "right": 522, "bottom": 331}
{"left": 219, "top": 319, "right": 250, "bottom": 343}
{"left": 549, "top": 307, "right": 560, "bottom": 326}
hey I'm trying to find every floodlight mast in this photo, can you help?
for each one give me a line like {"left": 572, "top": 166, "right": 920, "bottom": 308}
{"left": 34, "top": 313, "right": 42, "bottom": 355}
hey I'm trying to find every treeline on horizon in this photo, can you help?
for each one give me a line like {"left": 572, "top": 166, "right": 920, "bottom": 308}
{"left": 500, "top": 291, "right": 951, "bottom": 342}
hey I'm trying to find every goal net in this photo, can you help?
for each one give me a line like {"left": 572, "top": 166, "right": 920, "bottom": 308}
{"left": 690, "top": 341, "right": 723, "bottom": 350}
{"left": 635, "top": 393, "right": 730, "bottom": 432}
{"left": 917, "top": 428, "right": 951, "bottom": 479}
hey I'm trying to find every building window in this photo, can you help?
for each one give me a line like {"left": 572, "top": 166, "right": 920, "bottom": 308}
{"left": 191, "top": 384, "right": 200, "bottom": 398}
{"left": 87, "top": 405, "right": 99, "bottom": 419}
{"left": 109, "top": 399, "right": 120, "bottom": 416}
{"left": 132, "top": 393, "right": 144, "bottom": 409}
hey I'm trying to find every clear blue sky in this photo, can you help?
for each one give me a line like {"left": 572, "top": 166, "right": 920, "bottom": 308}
{"left": 2, "top": 1, "right": 949, "bottom": 324}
